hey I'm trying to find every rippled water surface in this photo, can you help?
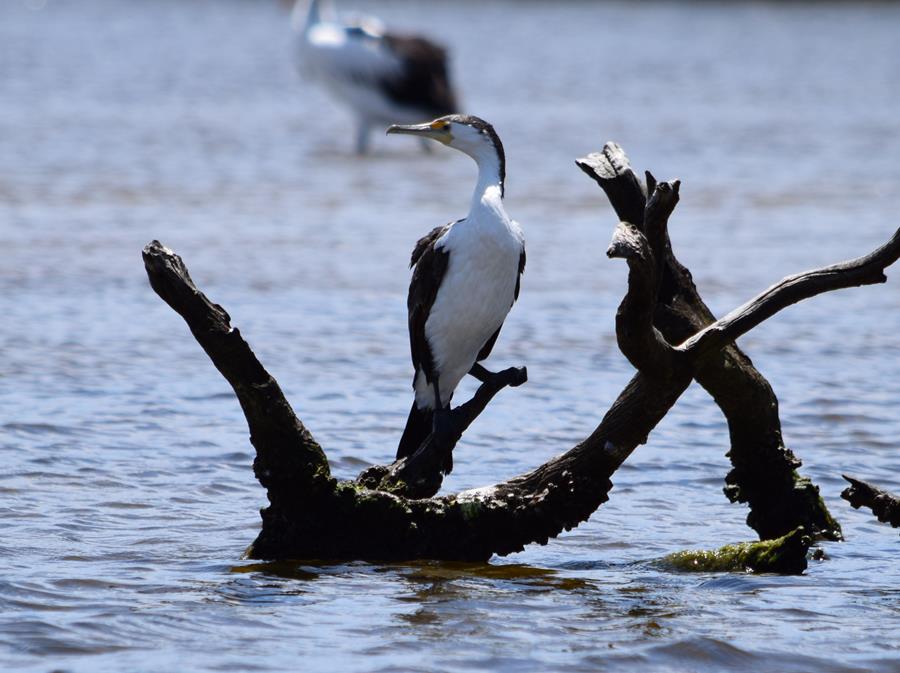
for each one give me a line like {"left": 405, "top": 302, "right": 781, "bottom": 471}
{"left": 2, "top": 1, "right": 899, "bottom": 671}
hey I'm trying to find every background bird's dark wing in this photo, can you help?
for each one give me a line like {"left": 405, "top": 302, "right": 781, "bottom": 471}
{"left": 515, "top": 247, "right": 526, "bottom": 301}
{"left": 476, "top": 247, "right": 526, "bottom": 362}
{"left": 408, "top": 223, "right": 453, "bottom": 384}
{"left": 381, "top": 33, "right": 457, "bottom": 116}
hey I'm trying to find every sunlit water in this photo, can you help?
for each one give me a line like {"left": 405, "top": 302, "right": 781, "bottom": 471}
{"left": 1, "top": 0, "right": 899, "bottom": 671}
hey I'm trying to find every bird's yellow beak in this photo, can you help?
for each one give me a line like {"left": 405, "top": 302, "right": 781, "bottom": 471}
{"left": 386, "top": 121, "right": 453, "bottom": 144}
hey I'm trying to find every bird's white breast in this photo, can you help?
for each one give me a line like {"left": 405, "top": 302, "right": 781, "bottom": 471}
{"left": 414, "top": 199, "right": 524, "bottom": 409}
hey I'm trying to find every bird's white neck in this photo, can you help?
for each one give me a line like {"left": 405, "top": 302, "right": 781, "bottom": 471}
{"left": 468, "top": 149, "right": 506, "bottom": 213}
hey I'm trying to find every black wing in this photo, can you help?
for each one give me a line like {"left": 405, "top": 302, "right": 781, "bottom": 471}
{"left": 381, "top": 33, "right": 457, "bottom": 116}
{"left": 408, "top": 223, "right": 453, "bottom": 386}
{"left": 476, "top": 246, "right": 526, "bottom": 362}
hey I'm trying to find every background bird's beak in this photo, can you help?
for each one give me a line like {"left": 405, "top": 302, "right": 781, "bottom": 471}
{"left": 386, "top": 123, "right": 452, "bottom": 144}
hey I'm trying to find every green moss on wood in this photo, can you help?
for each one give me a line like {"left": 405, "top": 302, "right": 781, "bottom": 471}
{"left": 662, "top": 526, "right": 811, "bottom": 574}
{"left": 791, "top": 471, "right": 841, "bottom": 539}
{"left": 724, "top": 452, "right": 842, "bottom": 542}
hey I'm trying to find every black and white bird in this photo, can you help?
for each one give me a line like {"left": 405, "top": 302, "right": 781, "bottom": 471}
{"left": 387, "top": 115, "right": 525, "bottom": 469}
{"left": 292, "top": 0, "right": 458, "bottom": 154}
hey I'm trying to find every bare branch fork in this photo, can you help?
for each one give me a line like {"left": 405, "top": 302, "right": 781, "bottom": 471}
{"left": 143, "top": 142, "right": 899, "bottom": 565}
{"left": 577, "top": 144, "right": 897, "bottom": 542}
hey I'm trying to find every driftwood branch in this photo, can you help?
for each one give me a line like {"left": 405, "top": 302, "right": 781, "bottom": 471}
{"left": 841, "top": 476, "right": 900, "bottom": 529}
{"left": 680, "top": 230, "right": 900, "bottom": 359}
{"left": 143, "top": 142, "right": 897, "bottom": 564}
{"left": 608, "top": 221, "right": 680, "bottom": 378}
{"left": 143, "top": 242, "right": 330, "bottom": 498}
{"left": 577, "top": 143, "right": 856, "bottom": 541}
{"left": 144, "top": 239, "right": 686, "bottom": 559}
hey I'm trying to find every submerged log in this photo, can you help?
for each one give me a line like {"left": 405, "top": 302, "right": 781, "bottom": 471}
{"left": 143, "top": 143, "right": 899, "bottom": 566}
{"left": 662, "top": 527, "right": 811, "bottom": 574}
{"left": 841, "top": 476, "right": 900, "bottom": 530}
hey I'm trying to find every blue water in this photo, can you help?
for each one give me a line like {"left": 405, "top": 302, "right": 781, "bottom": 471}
{"left": 1, "top": 0, "right": 898, "bottom": 671}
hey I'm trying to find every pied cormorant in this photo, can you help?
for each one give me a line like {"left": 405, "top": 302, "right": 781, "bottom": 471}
{"left": 292, "top": 0, "right": 458, "bottom": 154}
{"left": 387, "top": 115, "right": 526, "bottom": 470}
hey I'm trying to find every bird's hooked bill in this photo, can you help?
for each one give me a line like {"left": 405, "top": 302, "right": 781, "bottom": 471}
{"left": 386, "top": 121, "right": 452, "bottom": 143}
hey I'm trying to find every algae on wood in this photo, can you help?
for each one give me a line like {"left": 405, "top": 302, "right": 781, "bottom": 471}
{"left": 662, "top": 527, "right": 811, "bottom": 575}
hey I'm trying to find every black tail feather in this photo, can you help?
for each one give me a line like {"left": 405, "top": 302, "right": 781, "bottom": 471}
{"left": 396, "top": 403, "right": 433, "bottom": 461}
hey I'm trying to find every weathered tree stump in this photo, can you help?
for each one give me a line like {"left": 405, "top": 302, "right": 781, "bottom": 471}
{"left": 143, "top": 143, "right": 899, "bottom": 568}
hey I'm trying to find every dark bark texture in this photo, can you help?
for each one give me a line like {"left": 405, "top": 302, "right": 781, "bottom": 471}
{"left": 841, "top": 476, "right": 900, "bottom": 530}
{"left": 143, "top": 142, "right": 899, "bottom": 565}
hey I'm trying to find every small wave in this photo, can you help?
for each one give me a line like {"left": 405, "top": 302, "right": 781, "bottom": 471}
{"left": 95, "top": 501, "right": 154, "bottom": 510}
{"left": 636, "top": 637, "right": 874, "bottom": 673}
{"left": 3, "top": 422, "right": 86, "bottom": 437}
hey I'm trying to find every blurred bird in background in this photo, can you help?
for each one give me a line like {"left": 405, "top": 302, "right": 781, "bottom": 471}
{"left": 292, "top": 0, "right": 459, "bottom": 154}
